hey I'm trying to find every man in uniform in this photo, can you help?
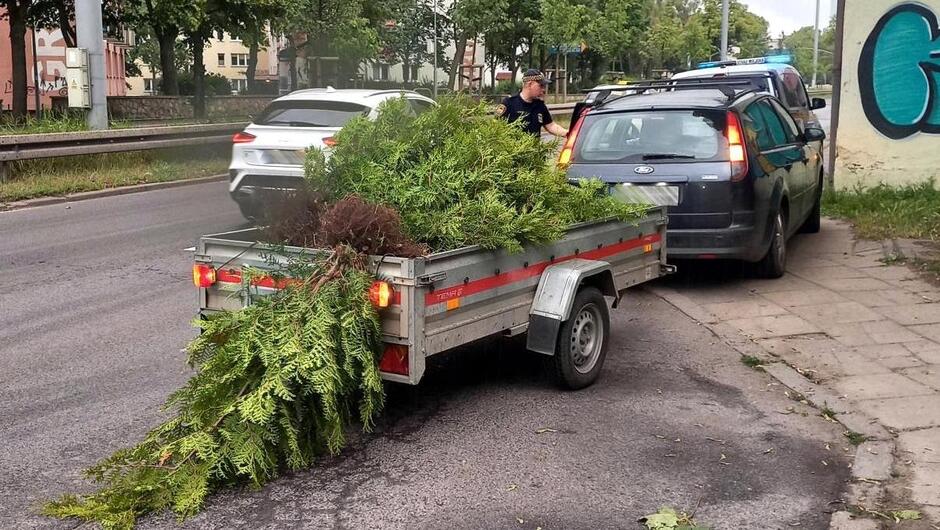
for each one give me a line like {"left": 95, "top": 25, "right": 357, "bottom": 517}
{"left": 496, "top": 69, "right": 569, "bottom": 138}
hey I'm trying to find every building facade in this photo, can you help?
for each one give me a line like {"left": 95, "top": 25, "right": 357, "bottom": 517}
{"left": 126, "top": 32, "right": 280, "bottom": 96}
{"left": 0, "top": 18, "right": 128, "bottom": 112}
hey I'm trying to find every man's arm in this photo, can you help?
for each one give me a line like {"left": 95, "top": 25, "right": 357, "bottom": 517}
{"left": 544, "top": 121, "right": 568, "bottom": 137}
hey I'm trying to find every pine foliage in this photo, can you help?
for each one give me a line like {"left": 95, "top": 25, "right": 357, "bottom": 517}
{"left": 306, "top": 96, "right": 648, "bottom": 253}
{"left": 43, "top": 249, "right": 383, "bottom": 529}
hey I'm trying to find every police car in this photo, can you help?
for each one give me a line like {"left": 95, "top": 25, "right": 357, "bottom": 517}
{"left": 671, "top": 55, "right": 826, "bottom": 136}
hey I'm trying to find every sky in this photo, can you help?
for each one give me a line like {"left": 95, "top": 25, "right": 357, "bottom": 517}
{"left": 740, "top": 0, "right": 836, "bottom": 38}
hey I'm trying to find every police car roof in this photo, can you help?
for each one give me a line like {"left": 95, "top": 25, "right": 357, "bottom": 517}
{"left": 672, "top": 63, "right": 799, "bottom": 79}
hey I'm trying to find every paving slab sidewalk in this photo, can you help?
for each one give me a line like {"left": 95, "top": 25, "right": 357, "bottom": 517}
{"left": 649, "top": 218, "right": 940, "bottom": 529}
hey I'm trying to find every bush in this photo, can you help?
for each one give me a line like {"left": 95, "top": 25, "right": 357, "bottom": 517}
{"left": 177, "top": 71, "right": 232, "bottom": 96}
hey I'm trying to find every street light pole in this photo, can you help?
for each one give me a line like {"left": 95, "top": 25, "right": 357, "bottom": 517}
{"left": 75, "top": 0, "right": 107, "bottom": 129}
{"left": 812, "top": 0, "right": 820, "bottom": 86}
{"left": 720, "top": 0, "right": 730, "bottom": 60}
{"left": 433, "top": 0, "right": 438, "bottom": 99}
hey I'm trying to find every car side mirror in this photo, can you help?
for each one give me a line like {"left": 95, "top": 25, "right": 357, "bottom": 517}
{"left": 810, "top": 97, "right": 826, "bottom": 110}
{"left": 803, "top": 126, "right": 826, "bottom": 142}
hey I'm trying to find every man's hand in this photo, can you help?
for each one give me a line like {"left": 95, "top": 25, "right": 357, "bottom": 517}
{"left": 545, "top": 122, "right": 568, "bottom": 137}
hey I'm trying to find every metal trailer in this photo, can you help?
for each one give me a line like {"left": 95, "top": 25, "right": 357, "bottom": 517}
{"left": 194, "top": 207, "right": 671, "bottom": 389}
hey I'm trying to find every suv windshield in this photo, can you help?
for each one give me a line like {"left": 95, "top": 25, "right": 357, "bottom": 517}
{"left": 573, "top": 109, "right": 728, "bottom": 163}
{"left": 255, "top": 101, "right": 370, "bottom": 127}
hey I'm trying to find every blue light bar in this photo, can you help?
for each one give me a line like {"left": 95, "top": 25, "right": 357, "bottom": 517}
{"left": 696, "top": 55, "right": 793, "bottom": 69}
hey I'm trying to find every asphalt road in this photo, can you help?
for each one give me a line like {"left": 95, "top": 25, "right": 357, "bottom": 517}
{"left": 1, "top": 182, "right": 850, "bottom": 529}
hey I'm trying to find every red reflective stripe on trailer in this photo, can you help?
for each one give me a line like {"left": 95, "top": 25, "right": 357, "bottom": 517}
{"left": 216, "top": 269, "right": 242, "bottom": 283}
{"left": 424, "top": 233, "right": 661, "bottom": 306}
{"left": 391, "top": 291, "right": 401, "bottom": 306}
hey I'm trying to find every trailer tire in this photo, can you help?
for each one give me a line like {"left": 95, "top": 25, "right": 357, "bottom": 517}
{"left": 550, "top": 287, "right": 610, "bottom": 390}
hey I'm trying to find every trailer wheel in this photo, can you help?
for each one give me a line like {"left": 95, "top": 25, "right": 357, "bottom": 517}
{"left": 551, "top": 287, "right": 610, "bottom": 390}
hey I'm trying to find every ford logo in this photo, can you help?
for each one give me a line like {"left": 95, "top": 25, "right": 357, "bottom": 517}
{"left": 633, "top": 165, "right": 655, "bottom": 175}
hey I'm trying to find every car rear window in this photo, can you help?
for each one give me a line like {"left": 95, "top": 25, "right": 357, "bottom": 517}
{"left": 573, "top": 110, "right": 728, "bottom": 163}
{"left": 255, "top": 101, "right": 370, "bottom": 127}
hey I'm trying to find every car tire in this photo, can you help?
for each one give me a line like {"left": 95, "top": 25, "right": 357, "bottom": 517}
{"left": 550, "top": 287, "right": 610, "bottom": 390}
{"left": 799, "top": 178, "right": 822, "bottom": 234}
{"left": 755, "top": 210, "right": 787, "bottom": 279}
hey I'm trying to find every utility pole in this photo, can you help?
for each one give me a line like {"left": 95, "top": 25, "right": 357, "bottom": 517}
{"left": 75, "top": 0, "right": 107, "bottom": 130}
{"left": 826, "top": 0, "right": 845, "bottom": 189}
{"left": 812, "top": 0, "right": 820, "bottom": 86}
{"left": 720, "top": 0, "right": 730, "bottom": 60}
{"left": 432, "top": 0, "right": 438, "bottom": 99}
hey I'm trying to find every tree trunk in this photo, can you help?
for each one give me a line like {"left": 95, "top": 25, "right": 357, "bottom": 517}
{"left": 191, "top": 29, "right": 207, "bottom": 119}
{"left": 156, "top": 30, "right": 179, "bottom": 95}
{"left": 448, "top": 33, "right": 467, "bottom": 90}
{"left": 507, "top": 55, "right": 517, "bottom": 93}
{"left": 403, "top": 58, "right": 411, "bottom": 83}
{"left": 55, "top": 0, "right": 76, "bottom": 48}
{"left": 8, "top": 0, "right": 30, "bottom": 118}
{"left": 246, "top": 41, "right": 259, "bottom": 93}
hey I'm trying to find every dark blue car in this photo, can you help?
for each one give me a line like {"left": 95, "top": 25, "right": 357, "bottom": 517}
{"left": 561, "top": 81, "right": 826, "bottom": 278}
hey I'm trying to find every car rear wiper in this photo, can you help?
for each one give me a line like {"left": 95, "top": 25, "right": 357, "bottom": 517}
{"left": 642, "top": 153, "right": 696, "bottom": 160}
{"left": 264, "top": 120, "right": 326, "bottom": 127}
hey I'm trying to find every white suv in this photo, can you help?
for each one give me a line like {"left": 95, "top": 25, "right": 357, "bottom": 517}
{"left": 228, "top": 88, "right": 436, "bottom": 220}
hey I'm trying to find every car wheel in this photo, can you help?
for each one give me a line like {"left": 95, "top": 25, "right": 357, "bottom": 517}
{"left": 550, "top": 287, "right": 610, "bottom": 390}
{"left": 756, "top": 210, "right": 787, "bottom": 279}
{"left": 799, "top": 178, "right": 822, "bottom": 234}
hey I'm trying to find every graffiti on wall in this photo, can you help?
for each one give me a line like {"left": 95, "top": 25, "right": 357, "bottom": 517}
{"left": 858, "top": 3, "right": 940, "bottom": 139}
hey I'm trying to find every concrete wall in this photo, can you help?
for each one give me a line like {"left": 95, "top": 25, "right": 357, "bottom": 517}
{"left": 835, "top": 1, "right": 940, "bottom": 188}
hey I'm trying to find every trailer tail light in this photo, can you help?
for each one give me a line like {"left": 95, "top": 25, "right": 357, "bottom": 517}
{"left": 193, "top": 264, "right": 216, "bottom": 287}
{"left": 378, "top": 344, "right": 409, "bottom": 375}
{"left": 369, "top": 281, "right": 394, "bottom": 308}
{"left": 322, "top": 136, "right": 337, "bottom": 148}
{"left": 232, "top": 131, "right": 256, "bottom": 144}
{"left": 557, "top": 112, "right": 587, "bottom": 169}
{"left": 726, "top": 111, "right": 748, "bottom": 182}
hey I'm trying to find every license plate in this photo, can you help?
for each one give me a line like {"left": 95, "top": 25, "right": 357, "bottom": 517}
{"left": 610, "top": 184, "right": 680, "bottom": 206}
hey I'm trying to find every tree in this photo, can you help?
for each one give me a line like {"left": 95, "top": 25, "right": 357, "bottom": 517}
{"left": 382, "top": 0, "right": 436, "bottom": 83}
{"left": 643, "top": 1, "right": 684, "bottom": 73}
{"left": 272, "top": 0, "right": 378, "bottom": 89}
{"left": 2, "top": 0, "right": 33, "bottom": 117}
{"left": 783, "top": 18, "right": 835, "bottom": 84}
{"left": 536, "top": 0, "right": 592, "bottom": 97}
{"left": 699, "top": 0, "right": 768, "bottom": 60}
{"left": 446, "top": 0, "right": 508, "bottom": 90}
{"left": 587, "top": 0, "right": 648, "bottom": 77}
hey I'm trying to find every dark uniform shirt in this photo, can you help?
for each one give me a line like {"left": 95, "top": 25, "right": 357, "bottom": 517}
{"left": 496, "top": 94, "right": 553, "bottom": 136}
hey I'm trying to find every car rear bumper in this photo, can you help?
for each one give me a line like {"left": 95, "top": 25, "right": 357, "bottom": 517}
{"left": 666, "top": 221, "right": 767, "bottom": 262}
{"left": 228, "top": 169, "right": 305, "bottom": 219}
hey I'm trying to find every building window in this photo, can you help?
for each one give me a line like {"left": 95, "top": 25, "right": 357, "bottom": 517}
{"left": 372, "top": 63, "right": 389, "bottom": 81}
{"left": 217, "top": 53, "right": 225, "bottom": 66}
{"left": 232, "top": 78, "right": 248, "bottom": 93}
{"left": 143, "top": 78, "right": 156, "bottom": 95}
{"left": 231, "top": 54, "right": 249, "bottom": 67}
{"left": 403, "top": 64, "right": 420, "bottom": 82}
{"left": 229, "top": 34, "right": 241, "bottom": 43}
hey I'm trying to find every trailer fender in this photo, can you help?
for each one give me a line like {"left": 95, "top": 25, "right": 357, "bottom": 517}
{"left": 526, "top": 258, "right": 618, "bottom": 356}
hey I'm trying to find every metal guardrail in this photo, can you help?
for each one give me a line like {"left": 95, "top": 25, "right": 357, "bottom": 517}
{"left": 0, "top": 122, "right": 247, "bottom": 181}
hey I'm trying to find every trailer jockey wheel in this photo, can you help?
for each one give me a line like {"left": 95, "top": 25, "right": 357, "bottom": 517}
{"left": 551, "top": 286, "right": 610, "bottom": 390}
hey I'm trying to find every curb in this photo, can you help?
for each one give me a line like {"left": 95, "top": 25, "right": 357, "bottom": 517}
{"left": 0, "top": 174, "right": 228, "bottom": 212}
{"left": 645, "top": 284, "right": 900, "bottom": 530}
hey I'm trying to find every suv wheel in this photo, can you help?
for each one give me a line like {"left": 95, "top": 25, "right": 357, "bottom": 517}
{"left": 756, "top": 211, "right": 787, "bottom": 279}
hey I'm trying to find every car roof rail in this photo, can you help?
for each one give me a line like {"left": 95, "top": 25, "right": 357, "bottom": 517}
{"left": 584, "top": 78, "right": 757, "bottom": 108}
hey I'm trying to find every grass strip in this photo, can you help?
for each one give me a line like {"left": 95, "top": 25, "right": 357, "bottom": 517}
{"left": 822, "top": 180, "right": 940, "bottom": 241}
{"left": 0, "top": 147, "right": 230, "bottom": 203}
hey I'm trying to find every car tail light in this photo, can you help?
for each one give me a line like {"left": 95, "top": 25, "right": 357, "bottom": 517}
{"left": 726, "top": 111, "right": 748, "bottom": 182}
{"left": 193, "top": 264, "right": 216, "bottom": 287}
{"left": 369, "top": 281, "right": 394, "bottom": 308}
{"left": 322, "top": 136, "right": 337, "bottom": 148}
{"left": 378, "top": 344, "right": 409, "bottom": 375}
{"left": 232, "top": 131, "right": 255, "bottom": 144}
{"left": 557, "top": 112, "right": 587, "bottom": 169}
